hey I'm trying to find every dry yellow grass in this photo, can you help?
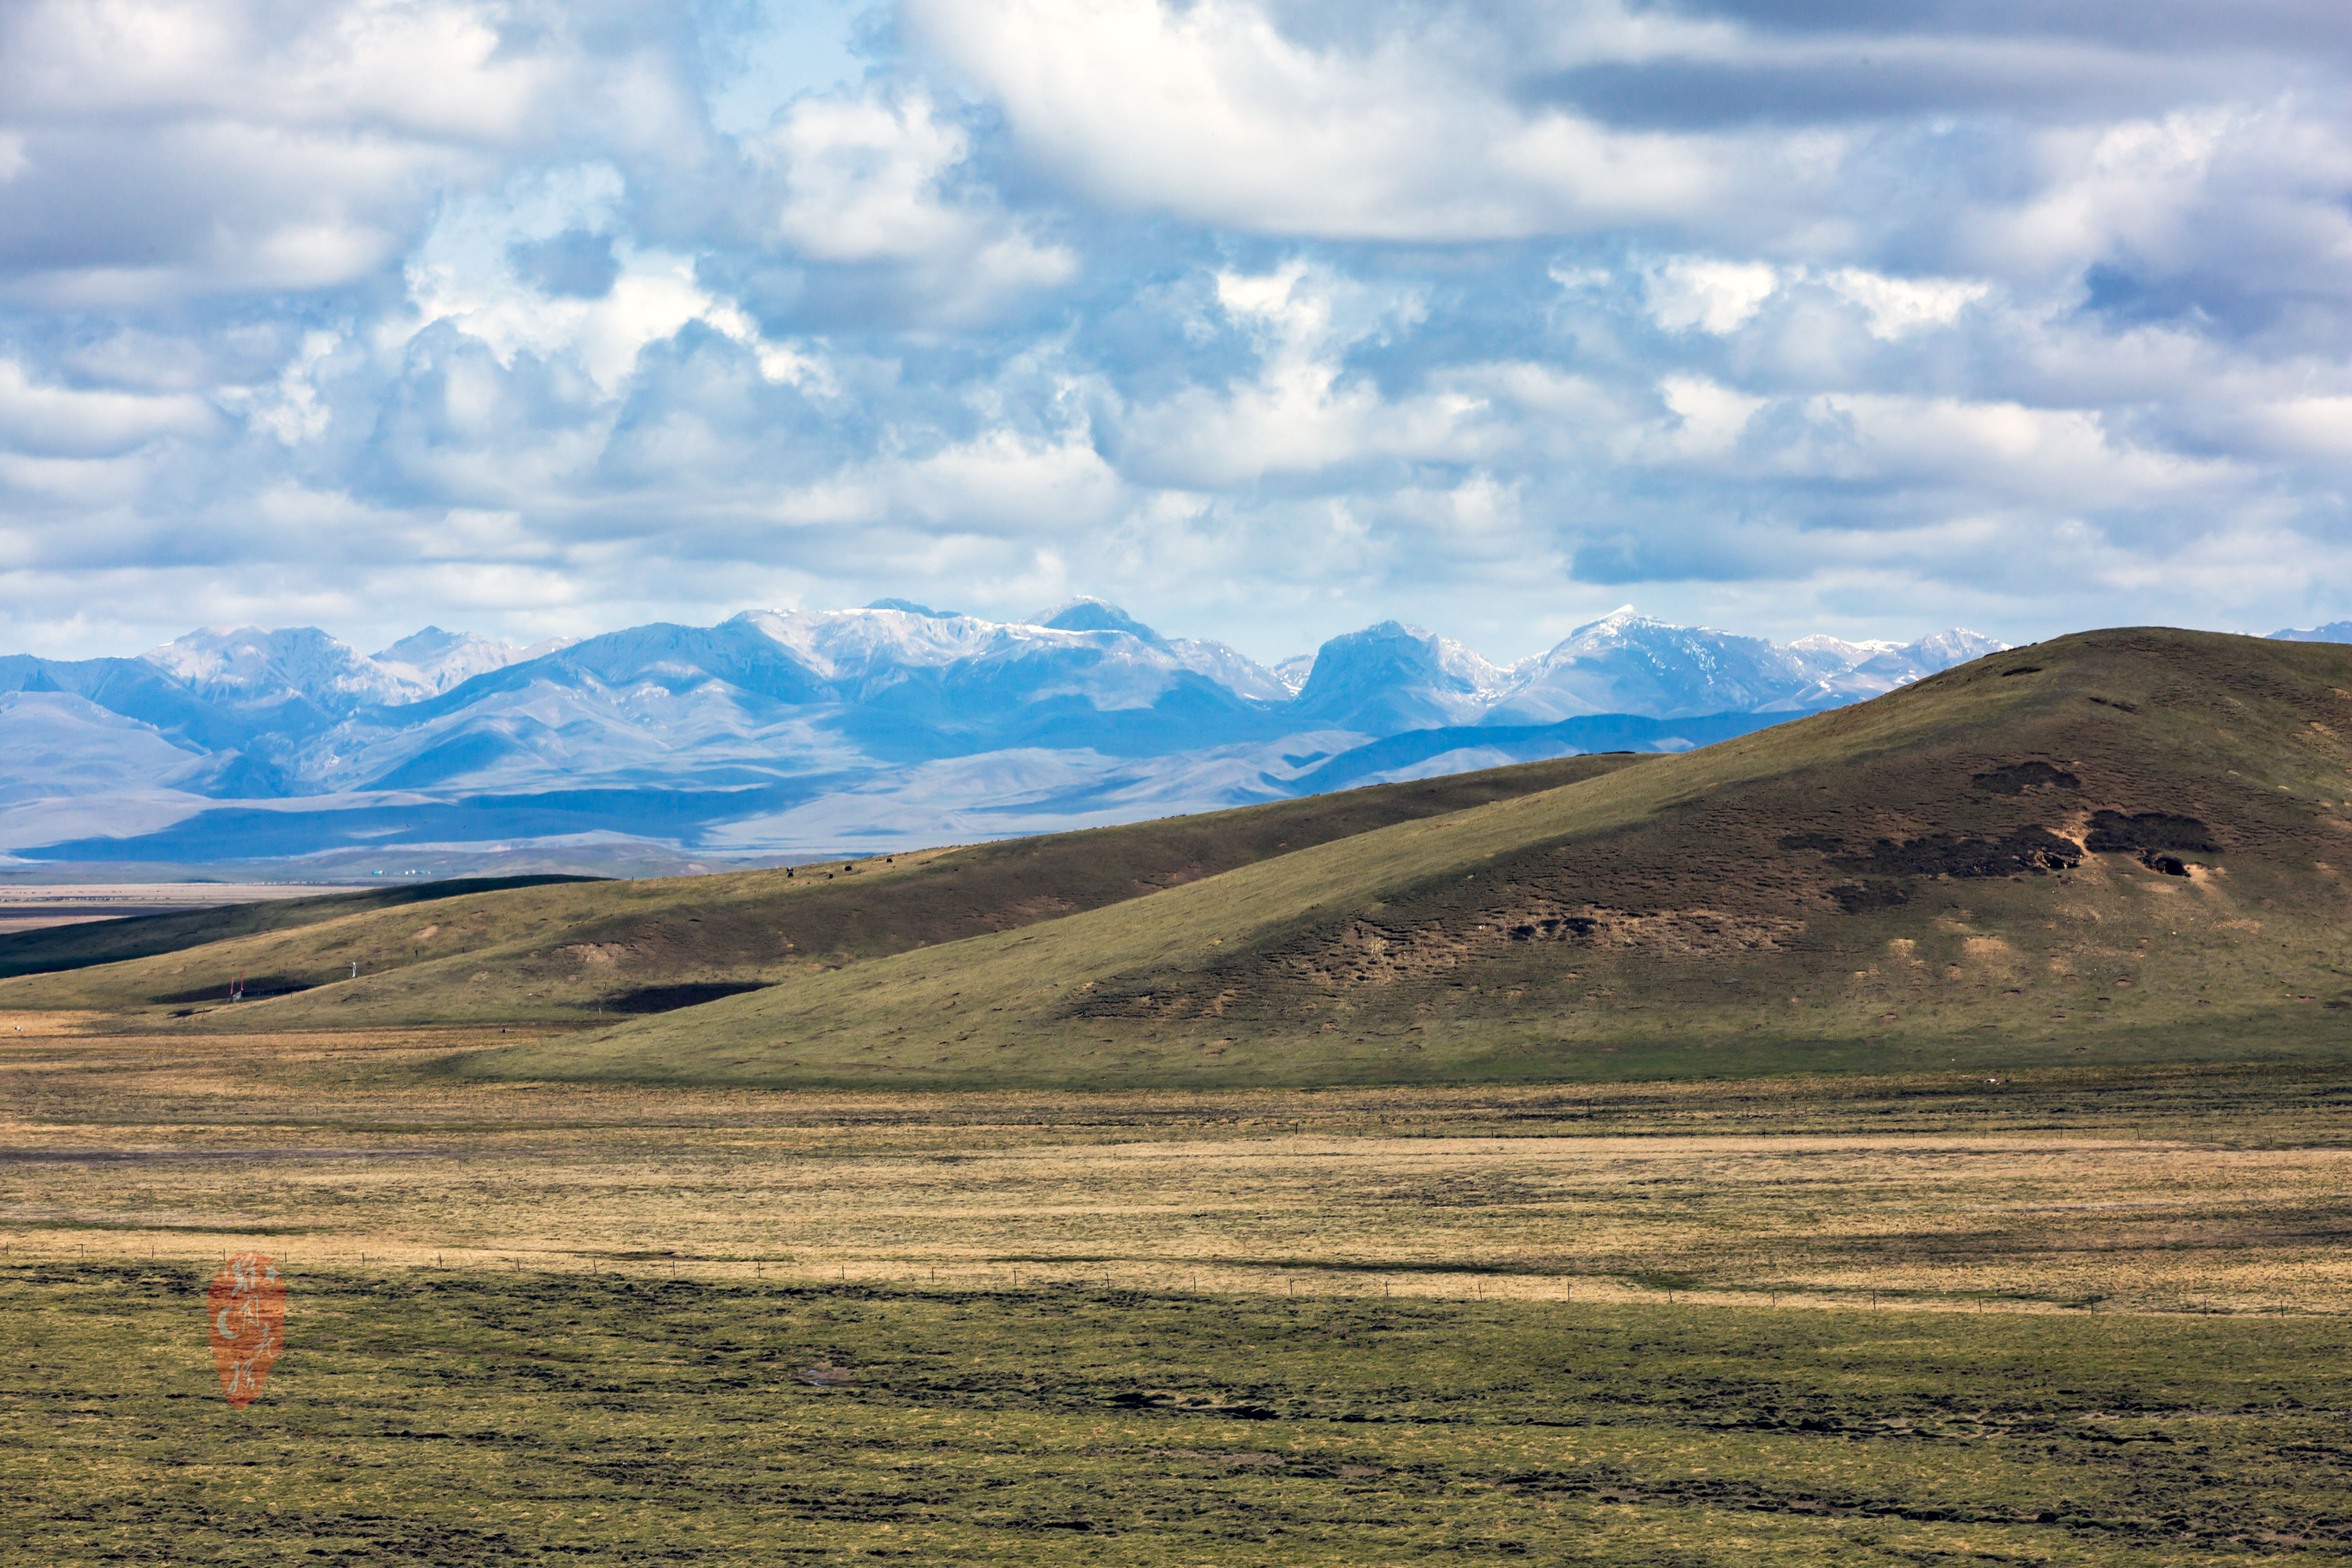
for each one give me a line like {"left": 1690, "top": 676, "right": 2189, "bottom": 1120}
{"left": 11, "top": 1027, "right": 2352, "bottom": 1564}
{"left": 7, "top": 1025, "right": 2350, "bottom": 1319}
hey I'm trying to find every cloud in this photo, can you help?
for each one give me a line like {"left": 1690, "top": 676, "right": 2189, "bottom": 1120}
{"left": 901, "top": 0, "right": 1811, "bottom": 241}
{"left": 1645, "top": 258, "right": 1781, "bottom": 334}
{"left": 0, "top": 0, "right": 709, "bottom": 306}
{"left": 0, "top": 0, "right": 2347, "bottom": 664}
{"left": 218, "top": 331, "right": 343, "bottom": 446}
{"left": 1653, "top": 374, "right": 1767, "bottom": 457}
{"left": 512, "top": 230, "right": 623, "bottom": 300}
{"left": 1107, "top": 260, "right": 1494, "bottom": 487}
{"left": 397, "top": 164, "right": 821, "bottom": 395}
{"left": 2249, "top": 395, "right": 2352, "bottom": 462}
{"left": 748, "top": 84, "right": 1075, "bottom": 322}
{"left": 1, "top": 8, "right": 446, "bottom": 303}
{"left": 1823, "top": 269, "right": 1989, "bottom": 339}
{"left": 766, "top": 90, "right": 983, "bottom": 263}
{"left": 0, "top": 359, "right": 218, "bottom": 455}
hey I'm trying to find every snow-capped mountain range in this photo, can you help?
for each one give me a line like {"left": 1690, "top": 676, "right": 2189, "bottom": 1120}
{"left": 0, "top": 602, "right": 2003, "bottom": 863}
{"left": 2270, "top": 621, "right": 2352, "bottom": 644}
{"left": 141, "top": 624, "right": 579, "bottom": 713}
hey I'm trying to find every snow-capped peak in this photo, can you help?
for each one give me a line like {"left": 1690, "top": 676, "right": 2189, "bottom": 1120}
{"left": 1488, "top": 610, "right": 1803, "bottom": 722}
{"left": 1896, "top": 630, "right": 2006, "bottom": 670}
{"left": 122, "top": 603, "right": 2017, "bottom": 781}
{"left": 863, "top": 598, "right": 960, "bottom": 619}
{"left": 1559, "top": 605, "right": 1649, "bottom": 642}
{"left": 1289, "top": 621, "right": 1512, "bottom": 729}
{"left": 1786, "top": 633, "right": 1904, "bottom": 671}
{"left": 145, "top": 625, "right": 421, "bottom": 709}
{"left": 1029, "top": 597, "right": 1171, "bottom": 649}
{"left": 370, "top": 627, "right": 574, "bottom": 697}
{"left": 733, "top": 606, "right": 1009, "bottom": 681}
{"left": 1167, "top": 639, "right": 1290, "bottom": 702}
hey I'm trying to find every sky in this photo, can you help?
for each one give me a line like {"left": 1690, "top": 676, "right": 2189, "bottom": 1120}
{"left": 0, "top": 0, "right": 2348, "bottom": 668}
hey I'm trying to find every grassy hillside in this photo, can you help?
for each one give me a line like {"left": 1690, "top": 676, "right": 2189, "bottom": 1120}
{"left": 0, "top": 875, "right": 601, "bottom": 979}
{"left": 474, "top": 627, "right": 2352, "bottom": 1087}
{"left": 0, "top": 753, "right": 1647, "bottom": 1026}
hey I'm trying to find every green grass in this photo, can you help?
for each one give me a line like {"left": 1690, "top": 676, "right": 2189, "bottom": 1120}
{"left": 0, "top": 875, "right": 603, "bottom": 980}
{"left": 19, "top": 627, "right": 2352, "bottom": 1098}
{"left": 470, "top": 627, "right": 2352, "bottom": 1089}
{"left": 4, "top": 1259, "right": 2344, "bottom": 1564}
{"left": 0, "top": 755, "right": 1647, "bottom": 1032}
{"left": 8, "top": 1025, "right": 2348, "bottom": 1561}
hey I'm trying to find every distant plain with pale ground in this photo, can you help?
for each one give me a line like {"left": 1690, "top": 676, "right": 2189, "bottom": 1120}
{"left": 0, "top": 884, "right": 322, "bottom": 937}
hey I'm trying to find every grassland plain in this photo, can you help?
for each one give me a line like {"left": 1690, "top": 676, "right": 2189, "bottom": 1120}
{"left": 9, "top": 1018, "right": 2352, "bottom": 1312}
{"left": 7, "top": 1025, "right": 2352, "bottom": 1561}
{"left": 7, "top": 1260, "right": 2350, "bottom": 1566}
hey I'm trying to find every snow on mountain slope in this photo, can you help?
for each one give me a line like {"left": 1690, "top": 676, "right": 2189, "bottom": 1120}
{"left": 371, "top": 627, "right": 576, "bottom": 696}
{"left": 3, "top": 602, "right": 2019, "bottom": 861}
{"left": 1036, "top": 596, "right": 1172, "bottom": 648}
{"left": 1481, "top": 612, "right": 2009, "bottom": 722}
{"left": 1031, "top": 597, "right": 1291, "bottom": 701}
{"left": 2269, "top": 622, "right": 2352, "bottom": 642}
{"left": 1823, "top": 630, "right": 2010, "bottom": 700}
{"left": 735, "top": 607, "right": 1018, "bottom": 686}
{"left": 1169, "top": 639, "right": 1290, "bottom": 702}
{"left": 732, "top": 606, "right": 1272, "bottom": 728}
{"left": 1484, "top": 608, "right": 1819, "bottom": 722}
{"left": 1786, "top": 634, "right": 1902, "bottom": 671}
{"left": 144, "top": 626, "right": 423, "bottom": 715}
{"left": 1898, "top": 629, "right": 2008, "bottom": 671}
{"left": 918, "top": 624, "right": 1195, "bottom": 715}
{"left": 1291, "top": 621, "right": 1515, "bottom": 731}
{"left": 279, "top": 606, "right": 1278, "bottom": 799}
{"left": 0, "top": 652, "right": 255, "bottom": 753}
{"left": 147, "top": 623, "right": 580, "bottom": 724}
{"left": 311, "top": 672, "right": 867, "bottom": 796}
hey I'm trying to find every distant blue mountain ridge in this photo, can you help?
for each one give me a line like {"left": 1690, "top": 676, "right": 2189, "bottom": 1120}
{"left": 0, "top": 601, "right": 2005, "bottom": 863}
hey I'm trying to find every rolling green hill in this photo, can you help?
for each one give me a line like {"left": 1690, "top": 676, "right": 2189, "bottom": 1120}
{"left": 470, "top": 627, "right": 2352, "bottom": 1088}
{"left": 0, "top": 754, "right": 1646, "bottom": 1026}
{"left": 0, "top": 875, "right": 602, "bottom": 980}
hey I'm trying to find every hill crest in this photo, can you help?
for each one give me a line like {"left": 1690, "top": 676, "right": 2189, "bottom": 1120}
{"left": 470, "top": 627, "right": 2352, "bottom": 1088}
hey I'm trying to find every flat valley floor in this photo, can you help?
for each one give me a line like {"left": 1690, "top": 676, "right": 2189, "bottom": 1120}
{"left": 4, "top": 1014, "right": 2350, "bottom": 1564}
